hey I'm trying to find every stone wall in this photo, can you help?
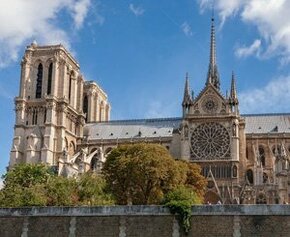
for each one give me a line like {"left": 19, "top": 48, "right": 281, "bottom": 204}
{"left": 0, "top": 205, "right": 290, "bottom": 237}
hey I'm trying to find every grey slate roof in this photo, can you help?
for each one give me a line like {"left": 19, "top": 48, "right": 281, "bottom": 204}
{"left": 84, "top": 113, "right": 290, "bottom": 140}
{"left": 244, "top": 113, "right": 290, "bottom": 134}
{"left": 84, "top": 118, "right": 181, "bottom": 140}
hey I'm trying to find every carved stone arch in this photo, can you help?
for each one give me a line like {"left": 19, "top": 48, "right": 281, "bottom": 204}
{"left": 64, "top": 137, "right": 69, "bottom": 151}
{"left": 90, "top": 147, "right": 101, "bottom": 171}
{"left": 68, "top": 140, "right": 75, "bottom": 156}
{"left": 33, "top": 58, "right": 44, "bottom": 67}
{"left": 70, "top": 69, "right": 77, "bottom": 78}
{"left": 44, "top": 58, "right": 54, "bottom": 68}
{"left": 272, "top": 144, "right": 282, "bottom": 156}
{"left": 104, "top": 147, "right": 113, "bottom": 156}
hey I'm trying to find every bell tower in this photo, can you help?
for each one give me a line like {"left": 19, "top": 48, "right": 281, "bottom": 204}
{"left": 10, "top": 42, "right": 86, "bottom": 167}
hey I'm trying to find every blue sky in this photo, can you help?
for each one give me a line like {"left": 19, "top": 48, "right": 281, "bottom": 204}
{"left": 1, "top": 0, "right": 290, "bottom": 176}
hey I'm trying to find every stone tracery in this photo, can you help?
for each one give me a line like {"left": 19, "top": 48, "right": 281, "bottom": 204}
{"left": 190, "top": 122, "right": 230, "bottom": 160}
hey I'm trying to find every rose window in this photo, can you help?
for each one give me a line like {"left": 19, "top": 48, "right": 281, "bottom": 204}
{"left": 190, "top": 122, "right": 230, "bottom": 160}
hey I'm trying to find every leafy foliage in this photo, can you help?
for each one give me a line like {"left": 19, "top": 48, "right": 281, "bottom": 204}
{"left": 182, "top": 161, "right": 207, "bottom": 201}
{"left": 102, "top": 143, "right": 206, "bottom": 205}
{"left": 163, "top": 186, "right": 201, "bottom": 234}
{"left": 3, "top": 163, "right": 52, "bottom": 188}
{"left": 0, "top": 164, "right": 114, "bottom": 207}
{"left": 77, "top": 172, "right": 114, "bottom": 205}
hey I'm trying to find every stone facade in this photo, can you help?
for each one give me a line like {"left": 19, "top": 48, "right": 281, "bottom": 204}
{"left": 1, "top": 206, "right": 290, "bottom": 237}
{"left": 10, "top": 43, "right": 110, "bottom": 174}
{"left": 9, "top": 18, "right": 290, "bottom": 204}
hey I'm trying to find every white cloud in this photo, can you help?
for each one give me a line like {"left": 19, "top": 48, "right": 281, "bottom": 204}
{"left": 198, "top": 0, "right": 290, "bottom": 63}
{"left": 0, "top": 179, "right": 3, "bottom": 190}
{"left": 181, "top": 22, "right": 193, "bottom": 37}
{"left": 145, "top": 100, "right": 178, "bottom": 119}
{"left": 198, "top": 0, "right": 244, "bottom": 26}
{"left": 0, "top": 0, "right": 94, "bottom": 67}
{"left": 70, "top": 0, "right": 92, "bottom": 29}
{"left": 239, "top": 75, "right": 290, "bottom": 114}
{"left": 129, "top": 4, "right": 145, "bottom": 16}
{"left": 235, "top": 39, "right": 261, "bottom": 58}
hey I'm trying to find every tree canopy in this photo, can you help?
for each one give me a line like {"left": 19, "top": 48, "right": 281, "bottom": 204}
{"left": 102, "top": 143, "right": 207, "bottom": 205}
{"left": 0, "top": 164, "right": 114, "bottom": 207}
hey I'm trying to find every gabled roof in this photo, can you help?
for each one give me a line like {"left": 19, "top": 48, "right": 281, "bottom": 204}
{"left": 84, "top": 117, "right": 181, "bottom": 140}
{"left": 244, "top": 113, "right": 290, "bottom": 134}
{"left": 83, "top": 113, "right": 290, "bottom": 141}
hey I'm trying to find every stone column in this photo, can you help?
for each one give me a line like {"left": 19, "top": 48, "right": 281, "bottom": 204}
{"left": 51, "top": 55, "right": 59, "bottom": 97}
{"left": 42, "top": 100, "right": 56, "bottom": 165}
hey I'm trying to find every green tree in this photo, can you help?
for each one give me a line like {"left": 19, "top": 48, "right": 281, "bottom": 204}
{"left": 77, "top": 172, "right": 115, "bottom": 205}
{"left": 0, "top": 163, "right": 115, "bottom": 207}
{"left": 2, "top": 163, "right": 53, "bottom": 188}
{"left": 163, "top": 186, "right": 201, "bottom": 234}
{"left": 46, "top": 176, "right": 78, "bottom": 206}
{"left": 182, "top": 162, "right": 207, "bottom": 201}
{"left": 0, "top": 163, "right": 52, "bottom": 207}
{"left": 102, "top": 143, "right": 201, "bottom": 205}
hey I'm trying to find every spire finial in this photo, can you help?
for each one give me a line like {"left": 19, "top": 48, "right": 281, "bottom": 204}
{"left": 206, "top": 7, "right": 220, "bottom": 90}
{"left": 211, "top": 0, "right": 215, "bottom": 22}
{"left": 182, "top": 72, "right": 192, "bottom": 107}
{"left": 231, "top": 71, "right": 237, "bottom": 99}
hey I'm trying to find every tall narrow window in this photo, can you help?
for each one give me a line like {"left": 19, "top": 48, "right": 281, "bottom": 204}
{"left": 83, "top": 95, "right": 88, "bottom": 122}
{"left": 44, "top": 109, "right": 47, "bottom": 124}
{"left": 35, "top": 63, "right": 43, "bottom": 98}
{"left": 68, "top": 73, "right": 72, "bottom": 102}
{"left": 246, "top": 169, "right": 254, "bottom": 184}
{"left": 32, "top": 108, "right": 38, "bottom": 125}
{"left": 258, "top": 146, "right": 266, "bottom": 167}
{"left": 47, "top": 63, "right": 53, "bottom": 95}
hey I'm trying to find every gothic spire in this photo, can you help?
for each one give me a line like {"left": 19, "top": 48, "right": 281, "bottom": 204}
{"left": 182, "top": 72, "right": 192, "bottom": 106}
{"left": 229, "top": 71, "right": 239, "bottom": 108}
{"left": 206, "top": 13, "right": 220, "bottom": 90}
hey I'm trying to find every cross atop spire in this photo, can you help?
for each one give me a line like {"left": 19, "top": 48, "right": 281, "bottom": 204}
{"left": 207, "top": 12, "right": 220, "bottom": 90}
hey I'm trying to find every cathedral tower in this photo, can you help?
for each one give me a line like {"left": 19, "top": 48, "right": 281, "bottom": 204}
{"left": 10, "top": 43, "right": 110, "bottom": 168}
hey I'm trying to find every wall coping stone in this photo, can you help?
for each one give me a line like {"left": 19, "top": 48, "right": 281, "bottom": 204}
{"left": 0, "top": 205, "right": 289, "bottom": 217}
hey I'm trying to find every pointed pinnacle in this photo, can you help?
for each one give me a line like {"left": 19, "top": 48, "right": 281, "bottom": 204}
{"left": 231, "top": 71, "right": 237, "bottom": 99}
{"left": 183, "top": 73, "right": 192, "bottom": 105}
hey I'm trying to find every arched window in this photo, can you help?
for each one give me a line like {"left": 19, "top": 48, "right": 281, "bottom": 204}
{"left": 83, "top": 95, "right": 88, "bottom": 122}
{"left": 258, "top": 146, "right": 265, "bottom": 166}
{"left": 35, "top": 63, "right": 43, "bottom": 98}
{"left": 246, "top": 169, "right": 254, "bottom": 184}
{"left": 68, "top": 141, "right": 75, "bottom": 156}
{"left": 272, "top": 145, "right": 282, "bottom": 155}
{"left": 90, "top": 148, "right": 99, "bottom": 171}
{"left": 68, "top": 73, "right": 72, "bottom": 102}
{"left": 232, "top": 165, "right": 238, "bottom": 178}
{"left": 47, "top": 63, "right": 53, "bottom": 95}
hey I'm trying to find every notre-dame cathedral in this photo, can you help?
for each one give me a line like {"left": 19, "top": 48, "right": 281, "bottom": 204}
{"left": 10, "top": 17, "right": 290, "bottom": 205}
